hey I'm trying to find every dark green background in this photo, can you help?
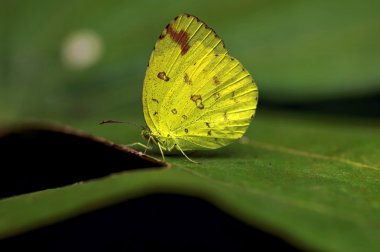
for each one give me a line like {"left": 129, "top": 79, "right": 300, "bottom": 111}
{"left": 2, "top": 0, "right": 380, "bottom": 126}
{"left": 1, "top": 0, "right": 380, "bottom": 251}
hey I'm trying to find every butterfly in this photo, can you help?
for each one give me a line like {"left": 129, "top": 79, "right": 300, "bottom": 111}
{"left": 141, "top": 14, "right": 258, "bottom": 162}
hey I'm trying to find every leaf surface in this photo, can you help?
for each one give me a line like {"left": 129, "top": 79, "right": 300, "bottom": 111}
{"left": 1, "top": 113, "right": 379, "bottom": 252}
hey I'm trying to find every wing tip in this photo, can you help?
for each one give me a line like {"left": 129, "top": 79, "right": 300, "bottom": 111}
{"left": 171, "top": 13, "right": 227, "bottom": 51}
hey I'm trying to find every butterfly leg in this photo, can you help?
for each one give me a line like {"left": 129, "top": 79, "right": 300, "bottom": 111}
{"left": 143, "top": 136, "right": 152, "bottom": 154}
{"left": 157, "top": 141, "right": 166, "bottom": 161}
{"left": 127, "top": 142, "right": 152, "bottom": 150}
{"left": 175, "top": 144, "right": 199, "bottom": 164}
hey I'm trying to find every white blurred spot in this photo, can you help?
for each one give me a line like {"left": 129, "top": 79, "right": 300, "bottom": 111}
{"left": 61, "top": 30, "right": 103, "bottom": 70}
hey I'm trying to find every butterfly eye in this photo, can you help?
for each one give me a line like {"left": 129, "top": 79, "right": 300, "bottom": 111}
{"left": 141, "top": 129, "right": 150, "bottom": 140}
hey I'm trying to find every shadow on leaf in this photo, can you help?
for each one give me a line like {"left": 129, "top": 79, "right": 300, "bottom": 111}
{"left": 0, "top": 123, "right": 166, "bottom": 199}
{"left": 0, "top": 193, "right": 301, "bottom": 251}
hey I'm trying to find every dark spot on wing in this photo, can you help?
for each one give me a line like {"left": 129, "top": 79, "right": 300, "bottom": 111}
{"left": 152, "top": 98, "right": 159, "bottom": 103}
{"left": 157, "top": 71, "right": 170, "bottom": 81}
{"left": 213, "top": 76, "right": 220, "bottom": 85}
{"left": 232, "top": 91, "right": 238, "bottom": 103}
{"left": 224, "top": 111, "right": 228, "bottom": 121}
{"left": 207, "top": 130, "right": 212, "bottom": 136}
{"left": 182, "top": 115, "right": 188, "bottom": 120}
{"left": 205, "top": 122, "right": 210, "bottom": 128}
{"left": 171, "top": 108, "right": 177, "bottom": 114}
{"left": 190, "top": 94, "right": 204, "bottom": 109}
{"left": 154, "top": 111, "right": 158, "bottom": 116}
{"left": 184, "top": 73, "right": 192, "bottom": 85}
{"left": 185, "top": 128, "right": 188, "bottom": 133}
{"left": 166, "top": 25, "right": 190, "bottom": 55}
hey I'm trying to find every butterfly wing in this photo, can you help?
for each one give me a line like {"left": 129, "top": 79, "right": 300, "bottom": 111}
{"left": 142, "top": 14, "right": 258, "bottom": 150}
{"left": 143, "top": 14, "right": 211, "bottom": 137}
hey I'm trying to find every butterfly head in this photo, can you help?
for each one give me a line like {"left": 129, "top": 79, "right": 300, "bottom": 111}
{"left": 141, "top": 127, "right": 178, "bottom": 152}
{"left": 141, "top": 127, "right": 151, "bottom": 140}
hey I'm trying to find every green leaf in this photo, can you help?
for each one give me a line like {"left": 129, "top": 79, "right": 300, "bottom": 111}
{"left": 1, "top": 112, "right": 379, "bottom": 251}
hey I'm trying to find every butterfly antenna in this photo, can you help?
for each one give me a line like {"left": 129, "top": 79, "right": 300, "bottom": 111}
{"left": 99, "top": 120, "right": 145, "bottom": 130}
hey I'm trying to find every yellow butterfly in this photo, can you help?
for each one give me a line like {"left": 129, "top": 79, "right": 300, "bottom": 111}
{"left": 142, "top": 14, "right": 258, "bottom": 162}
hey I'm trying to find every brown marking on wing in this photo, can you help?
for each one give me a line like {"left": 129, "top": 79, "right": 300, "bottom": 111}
{"left": 232, "top": 91, "right": 238, "bottom": 103}
{"left": 157, "top": 71, "right": 170, "bottom": 81}
{"left": 205, "top": 122, "right": 210, "bottom": 128}
{"left": 152, "top": 98, "right": 159, "bottom": 103}
{"left": 171, "top": 108, "right": 178, "bottom": 114}
{"left": 213, "top": 76, "right": 220, "bottom": 85}
{"left": 167, "top": 25, "right": 190, "bottom": 55}
{"left": 184, "top": 73, "right": 192, "bottom": 85}
{"left": 190, "top": 94, "right": 204, "bottom": 109}
{"left": 224, "top": 111, "right": 228, "bottom": 121}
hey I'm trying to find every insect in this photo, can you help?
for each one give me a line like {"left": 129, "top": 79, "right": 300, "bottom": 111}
{"left": 141, "top": 14, "right": 258, "bottom": 162}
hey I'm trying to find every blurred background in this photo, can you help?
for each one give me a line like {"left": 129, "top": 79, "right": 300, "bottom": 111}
{"left": 1, "top": 0, "right": 380, "bottom": 137}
